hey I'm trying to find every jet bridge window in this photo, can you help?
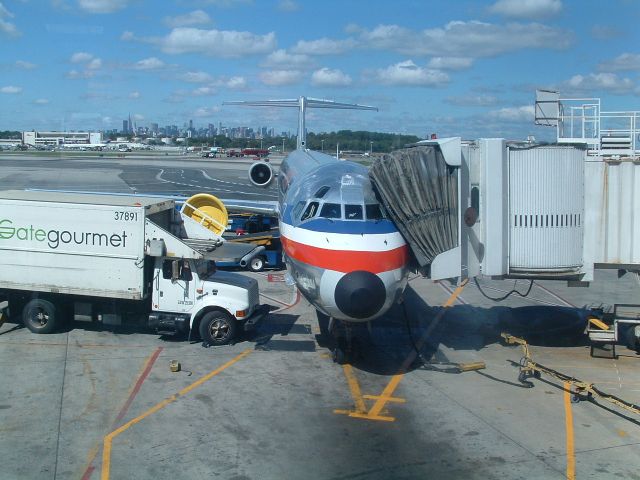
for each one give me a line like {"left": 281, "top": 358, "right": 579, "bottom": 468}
{"left": 300, "top": 201, "right": 319, "bottom": 221}
{"left": 320, "top": 202, "right": 341, "bottom": 219}
{"left": 345, "top": 204, "right": 363, "bottom": 220}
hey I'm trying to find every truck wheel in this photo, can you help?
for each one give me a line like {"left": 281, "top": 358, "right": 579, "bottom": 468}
{"left": 199, "top": 311, "right": 237, "bottom": 346}
{"left": 23, "top": 299, "right": 58, "bottom": 334}
{"left": 248, "top": 256, "right": 265, "bottom": 272}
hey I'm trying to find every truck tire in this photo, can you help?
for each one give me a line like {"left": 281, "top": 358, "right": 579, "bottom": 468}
{"left": 248, "top": 255, "right": 265, "bottom": 272}
{"left": 199, "top": 311, "right": 237, "bottom": 346}
{"left": 23, "top": 299, "right": 58, "bottom": 334}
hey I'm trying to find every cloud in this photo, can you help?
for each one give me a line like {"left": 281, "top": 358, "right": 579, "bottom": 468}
{"left": 291, "top": 37, "right": 356, "bottom": 55}
{"left": 278, "top": 0, "right": 299, "bottom": 12}
{"left": 200, "top": 0, "right": 252, "bottom": 7}
{"left": 1, "top": 85, "right": 22, "bottom": 94}
{"left": 355, "top": 21, "right": 572, "bottom": 57}
{"left": 597, "top": 53, "right": 640, "bottom": 72}
{"left": 178, "top": 71, "right": 213, "bottom": 83}
{"left": 488, "top": 0, "right": 562, "bottom": 19}
{"left": 0, "top": 2, "right": 20, "bottom": 37}
{"left": 591, "top": 25, "right": 621, "bottom": 40}
{"left": 15, "top": 60, "right": 37, "bottom": 69}
{"left": 259, "top": 69, "right": 303, "bottom": 86}
{"left": 66, "top": 69, "right": 95, "bottom": 79}
{"left": 121, "top": 30, "right": 134, "bottom": 40}
{"left": 192, "top": 86, "right": 217, "bottom": 96}
{"left": 164, "top": 10, "right": 211, "bottom": 28}
{"left": 489, "top": 105, "right": 535, "bottom": 121}
{"left": 132, "top": 57, "right": 165, "bottom": 70}
{"left": 444, "top": 94, "right": 499, "bottom": 106}
{"left": 34, "top": 98, "right": 50, "bottom": 104}
{"left": 373, "top": 60, "right": 449, "bottom": 86}
{"left": 427, "top": 57, "right": 474, "bottom": 70}
{"left": 77, "top": 0, "right": 129, "bottom": 14}
{"left": 311, "top": 67, "right": 352, "bottom": 87}
{"left": 224, "top": 76, "right": 247, "bottom": 90}
{"left": 128, "top": 91, "right": 140, "bottom": 99}
{"left": 565, "top": 72, "right": 638, "bottom": 95}
{"left": 262, "top": 49, "right": 313, "bottom": 69}
{"left": 70, "top": 52, "right": 94, "bottom": 63}
{"left": 193, "top": 106, "right": 221, "bottom": 118}
{"left": 150, "top": 27, "right": 276, "bottom": 57}
{"left": 86, "top": 58, "right": 102, "bottom": 70}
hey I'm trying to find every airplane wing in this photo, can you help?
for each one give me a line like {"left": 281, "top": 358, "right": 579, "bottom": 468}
{"left": 24, "top": 189, "right": 279, "bottom": 215}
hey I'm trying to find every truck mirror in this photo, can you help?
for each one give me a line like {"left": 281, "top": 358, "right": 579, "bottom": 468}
{"left": 171, "top": 260, "right": 180, "bottom": 282}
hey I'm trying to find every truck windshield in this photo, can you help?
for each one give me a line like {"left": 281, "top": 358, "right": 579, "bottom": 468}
{"left": 195, "top": 259, "right": 216, "bottom": 279}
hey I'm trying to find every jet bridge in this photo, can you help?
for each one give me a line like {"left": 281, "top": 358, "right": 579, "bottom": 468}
{"left": 370, "top": 136, "right": 640, "bottom": 285}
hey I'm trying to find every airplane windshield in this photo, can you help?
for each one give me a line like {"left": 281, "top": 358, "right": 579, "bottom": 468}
{"left": 320, "top": 203, "right": 341, "bottom": 219}
{"left": 366, "top": 204, "right": 384, "bottom": 220}
{"left": 301, "top": 201, "right": 319, "bottom": 221}
{"left": 345, "top": 204, "right": 363, "bottom": 220}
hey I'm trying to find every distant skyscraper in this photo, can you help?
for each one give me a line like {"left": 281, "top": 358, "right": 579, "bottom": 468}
{"left": 122, "top": 120, "right": 128, "bottom": 134}
{"left": 189, "top": 119, "right": 193, "bottom": 130}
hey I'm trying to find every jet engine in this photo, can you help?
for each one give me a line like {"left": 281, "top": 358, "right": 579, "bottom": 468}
{"left": 248, "top": 161, "right": 274, "bottom": 187}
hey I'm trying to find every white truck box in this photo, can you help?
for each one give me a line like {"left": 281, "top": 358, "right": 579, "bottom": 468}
{"left": 0, "top": 190, "right": 174, "bottom": 300}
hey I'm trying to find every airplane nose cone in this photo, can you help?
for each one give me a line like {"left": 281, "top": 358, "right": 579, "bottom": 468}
{"left": 335, "top": 271, "right": 386, "bottom": 319}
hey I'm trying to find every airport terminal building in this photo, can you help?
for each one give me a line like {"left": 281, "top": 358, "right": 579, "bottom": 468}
{"left": 22, "top": 130, "right": 103, "bottom": 147}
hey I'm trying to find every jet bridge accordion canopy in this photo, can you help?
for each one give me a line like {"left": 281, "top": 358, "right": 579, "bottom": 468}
{"left": 370, "top": 145, "right": 458, "bottom": 271}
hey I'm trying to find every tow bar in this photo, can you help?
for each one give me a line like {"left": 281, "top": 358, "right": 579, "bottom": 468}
{"left": 501, "top": 333, "right": 640, "bottom": 416}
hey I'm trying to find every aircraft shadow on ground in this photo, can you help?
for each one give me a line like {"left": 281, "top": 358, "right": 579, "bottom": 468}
{"left": 315, "top": 285, "right": 593, "bottom": 376}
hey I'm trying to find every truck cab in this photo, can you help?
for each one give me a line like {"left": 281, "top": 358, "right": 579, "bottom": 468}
{"left": 149, "top": 257, "right": 263, "bottom": 345}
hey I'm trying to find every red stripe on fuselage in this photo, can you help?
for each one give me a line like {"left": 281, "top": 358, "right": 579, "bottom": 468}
{"left": 281, "top": 235, "right": 409, "bottom": 274}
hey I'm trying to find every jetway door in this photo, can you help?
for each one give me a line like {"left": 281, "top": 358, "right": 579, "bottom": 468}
{"left": 508, "top": 146, "right": 585, "bottom": 273}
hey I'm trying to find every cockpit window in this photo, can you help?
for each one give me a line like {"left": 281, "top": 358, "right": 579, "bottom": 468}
{"left": 345, "top": 204, "right": 363, "bottom": 220}
{"left": 292, "top": 200, "right": 306, "bottom": 220}
{"left": 320, "top": 203, "right": 341, "bottom": 219}
{"left": 314, "top": 186, "right": 330, "bottom": 198}
{"left": 365, "top": 204, "right": 384, "bottom": 220}
{"left": 301, "top": 201, "right": 319, "bottom": 221}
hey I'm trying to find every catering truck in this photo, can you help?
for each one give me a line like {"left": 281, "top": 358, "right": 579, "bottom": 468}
{"left": 0, "top": 190, "right": 267, "bottom": 345}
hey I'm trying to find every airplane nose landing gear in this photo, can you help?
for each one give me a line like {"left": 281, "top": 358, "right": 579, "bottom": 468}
{"left": 326, "top": 317, "right": 358, "bottom": 365}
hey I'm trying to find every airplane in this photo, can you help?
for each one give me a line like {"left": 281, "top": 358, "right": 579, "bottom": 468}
{"left": 224, "top": 97, "right": 411, "bottom": 358}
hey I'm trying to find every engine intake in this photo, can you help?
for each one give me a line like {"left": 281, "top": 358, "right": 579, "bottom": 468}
{"left": 248, "top": 161, "right": 274, "bottom": 187}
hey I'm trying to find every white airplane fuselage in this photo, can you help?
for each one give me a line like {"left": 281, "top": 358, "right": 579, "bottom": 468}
{"left": 268, "top": 149, "right": 410, "bottom": 322}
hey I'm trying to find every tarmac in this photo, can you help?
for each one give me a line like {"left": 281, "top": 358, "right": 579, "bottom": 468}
{"left": 1, "top": 152, "right": 639, "bottom": 479}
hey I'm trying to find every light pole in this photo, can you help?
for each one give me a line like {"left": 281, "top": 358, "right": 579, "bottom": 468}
{"left": 321, "top": 139, "right": 324, "bottom": 152}
{"left": 282, "top": 137, "right": 285, "bottom": 153}
{"left": 370, "top": 141, "right": 373, "bottom": 155}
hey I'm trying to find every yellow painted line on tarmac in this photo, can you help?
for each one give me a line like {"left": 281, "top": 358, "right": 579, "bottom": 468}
{"left": 100, "top": 349, "right": 252, "bottom": 480}
{"left": 563, "top": 382, "right": 576, "bottom": 480}
{"left": 342, "top": 364, "right": 367, "bottom": 413}
{"left": 334, "top": 280, "right": 468, "bottom": 422}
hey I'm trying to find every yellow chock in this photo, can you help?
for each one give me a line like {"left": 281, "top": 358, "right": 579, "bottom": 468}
{"left": 169, "top": 360, "right": 181, "bottom": 373}
{"left": 457, "top": 361, "right": 486, "bottom": 372}
{"left": 588, "top": 317, "right": 610, "bottom": 330}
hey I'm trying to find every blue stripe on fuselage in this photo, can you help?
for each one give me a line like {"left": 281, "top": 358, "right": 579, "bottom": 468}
{"left": 294, "top": 218, "right": 399, "bottom": 234}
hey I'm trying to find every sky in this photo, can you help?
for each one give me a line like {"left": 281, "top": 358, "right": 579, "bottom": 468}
{"left": 1, "top": 0, "right": 639, "bottom": 140}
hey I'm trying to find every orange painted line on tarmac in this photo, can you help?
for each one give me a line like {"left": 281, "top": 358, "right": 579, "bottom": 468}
{"left": 80, "top": 347, "right": 163, "bottom": 480}
{"left": 100, "top": 348, "right": 251, "bottom": 480}
{"left": 563, "top": 382, "right": 576, "bottom": 480}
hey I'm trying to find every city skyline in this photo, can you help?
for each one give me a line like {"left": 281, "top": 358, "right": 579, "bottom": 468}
{"left": 1, "top": 0, "right": 639, "bottom": 141}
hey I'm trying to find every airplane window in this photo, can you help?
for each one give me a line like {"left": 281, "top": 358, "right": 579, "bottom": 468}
{"left": 320, "top": 203, "right": 341, "bottom": 219}
{"left": 292, "top": 201, "right": 306, "bottom": 220}
{"left": 301, "top": 201, "right": 319, "bottom": 221}
{"left": 314, "top": 186, "right": 330, "bottom": 198}
{"left": 365, "top": 204, "right": 384, "bottom": 220}
{"left": 345, "top": 204, "right": 363, "bottom": 220}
